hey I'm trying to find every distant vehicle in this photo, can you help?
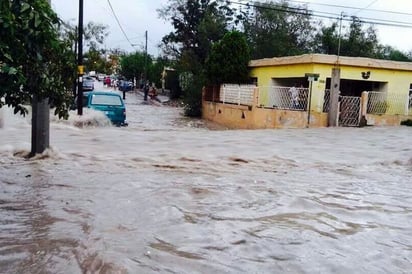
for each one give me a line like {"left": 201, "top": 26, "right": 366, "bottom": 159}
{"left": 103, "top": 76, "right": 111, "bottom": 87}
{"left": 82, "top": 91, "right": 127, "bottom": 126}
{"left": 97, "top": 74, "right": 105, "bottom": 81}
{"left": 84, "top": 76, "right": 94, "bottom": 81}
{"left": 88, "top": 71, "right": 96, "bottom": 78}
{"left": 118, "top": 80, "right": 133, "bottom": 92}
{"left": 82, "top": 78, "right": 94, "bottom": 91}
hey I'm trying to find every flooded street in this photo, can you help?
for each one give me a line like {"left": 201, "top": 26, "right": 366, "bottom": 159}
{"left": 1, "top": 83, "right": 412, "bottom": 273}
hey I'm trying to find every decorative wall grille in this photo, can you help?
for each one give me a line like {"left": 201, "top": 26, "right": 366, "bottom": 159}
{"left": 220, "top": 84, "right": 255, "bottom": 106}
{"left": 258, "top": 86, "right": 308, "bottom": 111}
{"left": 339, "top": 96, "right": 360, "bottom": 127}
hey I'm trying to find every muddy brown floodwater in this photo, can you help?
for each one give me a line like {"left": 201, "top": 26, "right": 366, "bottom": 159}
{"left": 1, "top": 83, "right": 412, "bottom": 273}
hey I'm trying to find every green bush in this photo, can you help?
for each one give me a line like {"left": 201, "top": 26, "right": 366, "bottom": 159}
{"left": 183, "top": 79, "right": 203, "bottom": 117}
{"left": 205, "top": 31, "right": 250, "bottom": 85}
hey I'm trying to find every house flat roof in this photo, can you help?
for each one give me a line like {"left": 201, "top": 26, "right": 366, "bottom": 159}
{"left": 249, "top": 54, "right": 412, "bottom": 71}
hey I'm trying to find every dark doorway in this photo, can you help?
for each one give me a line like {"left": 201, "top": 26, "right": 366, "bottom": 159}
{"left": 325, "top": 78, "right": 387, "bottom": 97}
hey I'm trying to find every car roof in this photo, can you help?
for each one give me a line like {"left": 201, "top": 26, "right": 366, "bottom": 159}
{"left": 84, "top": 91, "right": 122, "bottom": 97}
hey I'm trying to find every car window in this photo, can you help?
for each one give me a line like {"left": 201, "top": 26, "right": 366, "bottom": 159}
{"left": 90, "top": 94, "right": 123, "bottom": 106}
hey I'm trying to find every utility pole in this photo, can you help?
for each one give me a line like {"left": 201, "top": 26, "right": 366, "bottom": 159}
{"left": 73, "top": 26, "right": 78, "bottom": 98}
{"left": 144, "top": 30, "right": 148, "bottom": 83}
{"left": 77, "top": 0, "right": 84, "bottom": 115}
{"left": 329, "top": 68, "right": 341, "bottom": 127}
{"left": 337, "top": 12, "right": 343, "bottom": 63}
{"left": 328, "top": 12, "right": 343, "bottom": 127}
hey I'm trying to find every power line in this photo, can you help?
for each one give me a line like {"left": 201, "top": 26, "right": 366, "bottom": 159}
{"left": 106, "top": 0, "right": 134, "bottom": 47}
{"left": 112, "top": 34, "right": 146, "bottom": 44}
{"left": 353, "top": 0, "right": 379, "bottom": 16}
{"left": 229, "top": 1, "right": 412, "bottom": 29}
{"left": 90, "top": 0, "right": 113, "bottom": 18}
{"left": 283, "top": 0, "right": 412, "bottom": 17}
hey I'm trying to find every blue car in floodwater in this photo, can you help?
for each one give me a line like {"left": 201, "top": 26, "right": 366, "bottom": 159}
{"left": 82, "top": 91, "right": 127, "bottom": 126}
{"left": 118, "top": 80, "right": 133, "bottom": 92}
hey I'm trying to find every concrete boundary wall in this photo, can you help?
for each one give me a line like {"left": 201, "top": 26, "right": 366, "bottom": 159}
{"left": 202, "top": 87, "right": 411, "bottom": 129}
{"left": 202, "top": 87, "right": 328, "bottom": 129}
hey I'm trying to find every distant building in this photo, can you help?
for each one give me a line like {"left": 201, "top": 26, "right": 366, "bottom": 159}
{"left": 202, "top": 54, "right": 412, "bottom": 129}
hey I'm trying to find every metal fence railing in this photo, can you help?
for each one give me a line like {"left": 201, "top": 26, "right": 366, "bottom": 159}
{"left": 367, "top": 91, "right": 409, "bottom": 115}
{"left": 339, "top": 96, "right": 361, "bottom": 126}
{"left": 322, "top": 89, "right": 330, "bottom": 113}
{"left": 258, "top": 86, "right": 309, "bottom": 111}
{"left": 220, "top": 84, "right": 255, "bottom": 106}
{"left": 204, "top": 85, "right": 412, "bottom": 117}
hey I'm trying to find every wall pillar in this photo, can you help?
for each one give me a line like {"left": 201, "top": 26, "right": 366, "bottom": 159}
{"left": 253, "top": 87, "right": 259, "bottom": 108}
{"left": 359, "top": 91, "right": 369, "bottom": 126}
{"left": 328, "top": 68, "right": 340, "bottom": 127}
{"left": 361, "top": 91, "right": 369, "bottom": 117}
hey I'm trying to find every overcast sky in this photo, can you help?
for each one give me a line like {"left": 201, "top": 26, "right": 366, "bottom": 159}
{"left": 51, "top": 0, "right": 412, "bottom": 56}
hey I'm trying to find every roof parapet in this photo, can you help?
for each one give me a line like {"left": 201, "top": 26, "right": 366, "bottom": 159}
{"left": 249, "top": 54, "right": 412, "bottom": 71}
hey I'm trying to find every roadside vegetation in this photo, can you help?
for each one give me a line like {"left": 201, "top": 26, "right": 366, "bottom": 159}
{"left": 0, "top": 0, "right": 74, "bottom": 118}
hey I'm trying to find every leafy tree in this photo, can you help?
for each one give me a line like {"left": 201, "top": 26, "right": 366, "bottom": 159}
{"left": 183, "top": 74, "right": 204, "bottom": 117}
{"left": 0, "top": 0, "right": 74, "bottom": 155}
{"left": 60, "top": 20, "right": 109, "bottom": 52}
{"left": 340, "top": 16, "right": 380, "bottom": 58}
{"left": 84, "top": 48, "right": 107, "bottom": 73}
{"left": 378, "top": 46, "right": 411, "bottom": 62}
{"left": 120, "top": 52, "right": 172, "bottom": 89}
{"left": 0, "top": 0, "right": 73, "bottom": 116}
{"left": 159, "top": 0, "right": 235, "bottom": 116}
{"left": 241, "top": 1, "right": 315, "bottom": 59}
{"left": 158, "top": 0, "right": 230, "bottom": 73}
{"left": 83, "top": 21, "right": 109, "bottom": 50}
{"left": 60, "top": 20, "right": 109, "bottom": 73}
{"left": 205, "top": 31, "right": 250, "bottom": 85}
{"left": 313, "top": 22, "right": 340, "bottom": 55}
{"left": 119, "top": 51, "right": 148, "bottom": 84}
{"left": 313, "top": 17, "right": 383, "bottom": 59}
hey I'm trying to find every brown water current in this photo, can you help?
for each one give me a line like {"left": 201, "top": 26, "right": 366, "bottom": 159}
{"left": 1, "top": 84, "right": 412, "bottom": 273}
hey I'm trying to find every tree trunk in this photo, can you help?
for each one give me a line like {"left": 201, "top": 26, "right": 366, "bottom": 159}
{"left": 30, "top": 95, "right": 50, "bottom": 157}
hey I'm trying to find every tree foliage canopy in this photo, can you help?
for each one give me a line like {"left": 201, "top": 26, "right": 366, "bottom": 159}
{"left": 119, "top": 51, "right": 148, "bottom": 82}
{"left": 205, "top": 31, "right": 250, "bottom": 85}
{"left": 158, "top": 0, "right": 231, "bottom": 73}
{"left": 158, "top": 0, "right": 236, "bottom": 117}
{"left": 0, "top": 0, "right": 74, "bottom": 118}
{"left": 242, "top": 1, "right": 316, "bottom": 59}
{"left": 59, "top": 20, "right": 112, "bottom": 74}
{"left": 340, "top": 17, "right": 380, "bottom": 58}
{"left": 59, "top": 20, "right": 109, "bottom": 52}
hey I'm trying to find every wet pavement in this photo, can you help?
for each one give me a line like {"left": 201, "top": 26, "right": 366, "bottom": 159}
{"left": 0, "top": 82, "right": 412, "bottom": 273}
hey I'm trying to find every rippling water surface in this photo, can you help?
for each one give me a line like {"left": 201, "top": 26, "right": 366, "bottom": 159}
{"left": 1, "top": 84, "right": 411, "bottom": 273}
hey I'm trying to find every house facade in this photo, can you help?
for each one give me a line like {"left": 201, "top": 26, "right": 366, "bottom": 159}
{"left": 202, "top": 54, "right": 412, "bottom": 129}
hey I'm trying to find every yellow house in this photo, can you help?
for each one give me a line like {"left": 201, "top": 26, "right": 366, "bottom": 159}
{"left": 202, "top": 54, "right": 412, "bottom": 129}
